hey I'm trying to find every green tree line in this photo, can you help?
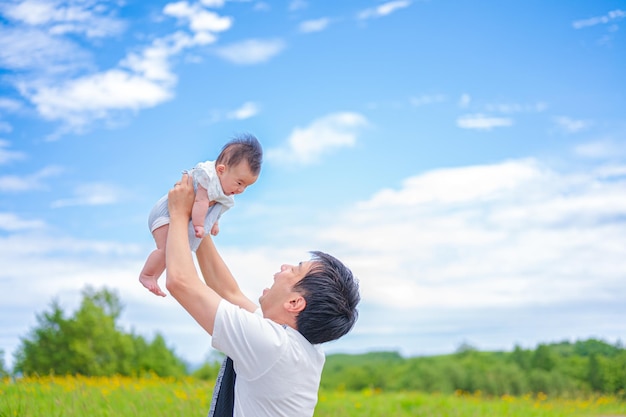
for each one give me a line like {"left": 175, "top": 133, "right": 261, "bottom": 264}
{"left": 320, "top": 341, "right": 626, "bottom": 397}
{"left": 11, "top": 287, "right": 191, "bottom": 378}
{"left": 5, "top": 287, "right": 625, "bottom": 398}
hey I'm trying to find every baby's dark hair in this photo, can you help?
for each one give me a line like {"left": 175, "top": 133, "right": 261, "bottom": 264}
{"left": 216, "top": 133, "right": 263, "bottom": 176}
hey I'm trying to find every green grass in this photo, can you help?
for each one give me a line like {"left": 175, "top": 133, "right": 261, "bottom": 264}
{"left": 316, "top": 390, "right": 626, "bottom": 417}
{"left": 1, "top": 376, "right": 625, "bottom": 417}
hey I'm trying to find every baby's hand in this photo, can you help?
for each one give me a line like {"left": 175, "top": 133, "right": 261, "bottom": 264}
{"left": 210, "top": 221, "right": 220, "bottom": 236}
{"left": 194, "top": 225, "right": 205, "bottom": 238}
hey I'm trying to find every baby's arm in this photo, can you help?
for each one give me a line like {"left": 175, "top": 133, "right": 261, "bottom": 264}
{"left": 191, "top": 184, "right": 210, "bottom": 238}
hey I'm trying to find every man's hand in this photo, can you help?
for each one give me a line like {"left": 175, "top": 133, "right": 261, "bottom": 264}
{"left": 168, "top": 173, "right": 195, "bottom": 219}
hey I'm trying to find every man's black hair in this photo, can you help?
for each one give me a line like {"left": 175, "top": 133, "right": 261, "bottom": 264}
{"left": 293, "top": 251, "right": 360, "bottom": 345}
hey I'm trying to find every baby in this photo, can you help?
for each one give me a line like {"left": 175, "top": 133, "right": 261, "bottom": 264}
{"left": 139, "top": 134, "right": 263, "bottom": 297}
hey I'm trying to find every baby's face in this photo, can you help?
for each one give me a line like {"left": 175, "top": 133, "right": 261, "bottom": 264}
{"left": 217, "top": 161, "right": 258, "bottom": 195}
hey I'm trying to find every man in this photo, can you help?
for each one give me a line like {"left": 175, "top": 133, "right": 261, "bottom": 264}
{"left": 166, "top": 173, "right": 360, "bottom": 417}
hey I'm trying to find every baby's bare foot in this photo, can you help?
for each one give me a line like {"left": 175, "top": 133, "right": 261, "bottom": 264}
{"left": 139, "top": 275, "right": 167, "bottom": 297}
{"left": 194, "top": 225, "right": 205, "bottom": 238}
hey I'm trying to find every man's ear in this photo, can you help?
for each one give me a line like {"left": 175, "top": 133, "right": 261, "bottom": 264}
{"left": 285, "top": 295, "right": 306, "bottom": 314}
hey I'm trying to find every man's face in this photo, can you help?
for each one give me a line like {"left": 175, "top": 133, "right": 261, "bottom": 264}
{"left": 259, "top": 261, "right": 314, "bottom": 318}
{"left": 217, "top": 161, "right": 258, "bottom": 195}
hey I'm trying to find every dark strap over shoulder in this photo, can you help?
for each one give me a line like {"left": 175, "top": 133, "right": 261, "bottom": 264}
{"left": 208, "top": 357, "right": 236, "bottom": 417}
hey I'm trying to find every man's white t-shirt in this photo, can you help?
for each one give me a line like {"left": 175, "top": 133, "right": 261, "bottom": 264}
{"left": 211, "top": 300, "right": 325, "bottom": 417}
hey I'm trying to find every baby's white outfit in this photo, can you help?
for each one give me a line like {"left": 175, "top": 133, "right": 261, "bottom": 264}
{"left": 148, "top": 160, "right": 234, "bottom": 251}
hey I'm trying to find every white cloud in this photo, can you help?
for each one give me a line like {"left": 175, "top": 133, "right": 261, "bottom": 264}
{"left": 0, "top": 27, "right": 92, "bottom": 74}
{"left": 121, "top": 28, "right": 221, "bottom": 81}
{"left": 289, "top": 0, "right": 307, "bottom": 12}
{"left": 0, "top": 213, "right": 45, "bottom": 231}
{"left": 2, "top": 0, "right": 56, "bottom": 25}
{"left": 0, "top": 165, "right": 64, "bottom": 192}
{"left": 554, "top": 116, "right": 591, "bottom": 134}
{"left": 1, "top": 0, "right": 126, "bottom": 38}
{"left": 200, "top": 0, "right": 225, "bottom": 7}
{"left": 163, "top": 1, "right": 232, "bottom": 35}
{"left": 361, "top": 159, "right": 543, "bottom": 208}
{"left": 1, "top": 0, "right": 233, "bottom": 134}
{"left": 456, "top": 97, "right": 547, "bottom": 114}
{"left": 206, "top": 101, "right": 261, "bottom": 123}
{"left": 0, "top": 98, "right": 23, "bottom": 112}
{"left": 121, "top": 35, "right": 186, "bottom": 83}
{"left": 25, "top": 26, "right": 220, "bottom": 129}
{"left": 30, "top": 69, "right": 173, "bottom": 127}
{"left": 227, "top": 101, "right": 260, "bottom": 120}
{"left": 357, "top": 0, "right": 411, "bottom": 20}
{"left": 51, "top": 182, "right": 127, "bottom": 208}
{"left": 572, "top": 9, "right": 625, "bottom": 29}
{"left": 485, "top": 102, "right": 548, "bottom": 113}
{"left": 266, "top": 112, "right": 368, "bottom": 165}
{"left": 214, "top": 38, "right": 286, "bottom": 65}
{"left": 0, "top": 140, "right": 25, "bottom": 164}
{"left": 299, "top": 18, "right": 331, "bottom": 33}
{"left": 457, "top": 114, "right": 513, "bottom": 130}
{"left": 323, "top": 158, "right": 626, "bottom": 310}
{"left": 574, "top": 140, "right": 626, "bottom": 159}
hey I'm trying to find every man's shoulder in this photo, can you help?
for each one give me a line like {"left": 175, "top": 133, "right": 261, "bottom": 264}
{"left": 216, "top": 301, "right": 318, "bottom": 356}
{"left": 215, "top": 300, "right": 281, "bottom": 337}
{"left": 282, "top": 326, "right": 326, "bottom": 366}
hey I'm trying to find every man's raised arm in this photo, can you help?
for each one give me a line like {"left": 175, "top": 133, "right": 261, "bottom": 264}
{"left": 165, "top": 173, "right": 222, "bottom": 335}
{"left": 196, "top": 234, "right": 257, "bottom": 313}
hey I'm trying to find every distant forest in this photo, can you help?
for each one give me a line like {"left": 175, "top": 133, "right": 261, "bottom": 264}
{"left": 320, "top": 339, "right": 626, "bottom": 397}
{"left": 3, "top": 287, "right": 624, "bottom": 398}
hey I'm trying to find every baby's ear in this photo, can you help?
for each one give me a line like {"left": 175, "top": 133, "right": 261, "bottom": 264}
{"left": 216, "top": 164, "right": 226, "bottom": 174}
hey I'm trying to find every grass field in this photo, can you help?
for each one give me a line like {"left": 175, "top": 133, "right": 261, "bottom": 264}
{"left": 1, "top": 375, "right": 625, "bottom": 417}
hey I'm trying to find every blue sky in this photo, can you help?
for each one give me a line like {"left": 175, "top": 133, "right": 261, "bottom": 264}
{"left": 1, "top": 0, "right": 625, "bottom": 369}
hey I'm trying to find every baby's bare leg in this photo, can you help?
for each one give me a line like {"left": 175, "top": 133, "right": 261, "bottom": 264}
{"left": 192, "top": 185, "right": 210, "bottom": 238}
{"left": 139, "top": 225, "right": 169, "bottom": 297}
